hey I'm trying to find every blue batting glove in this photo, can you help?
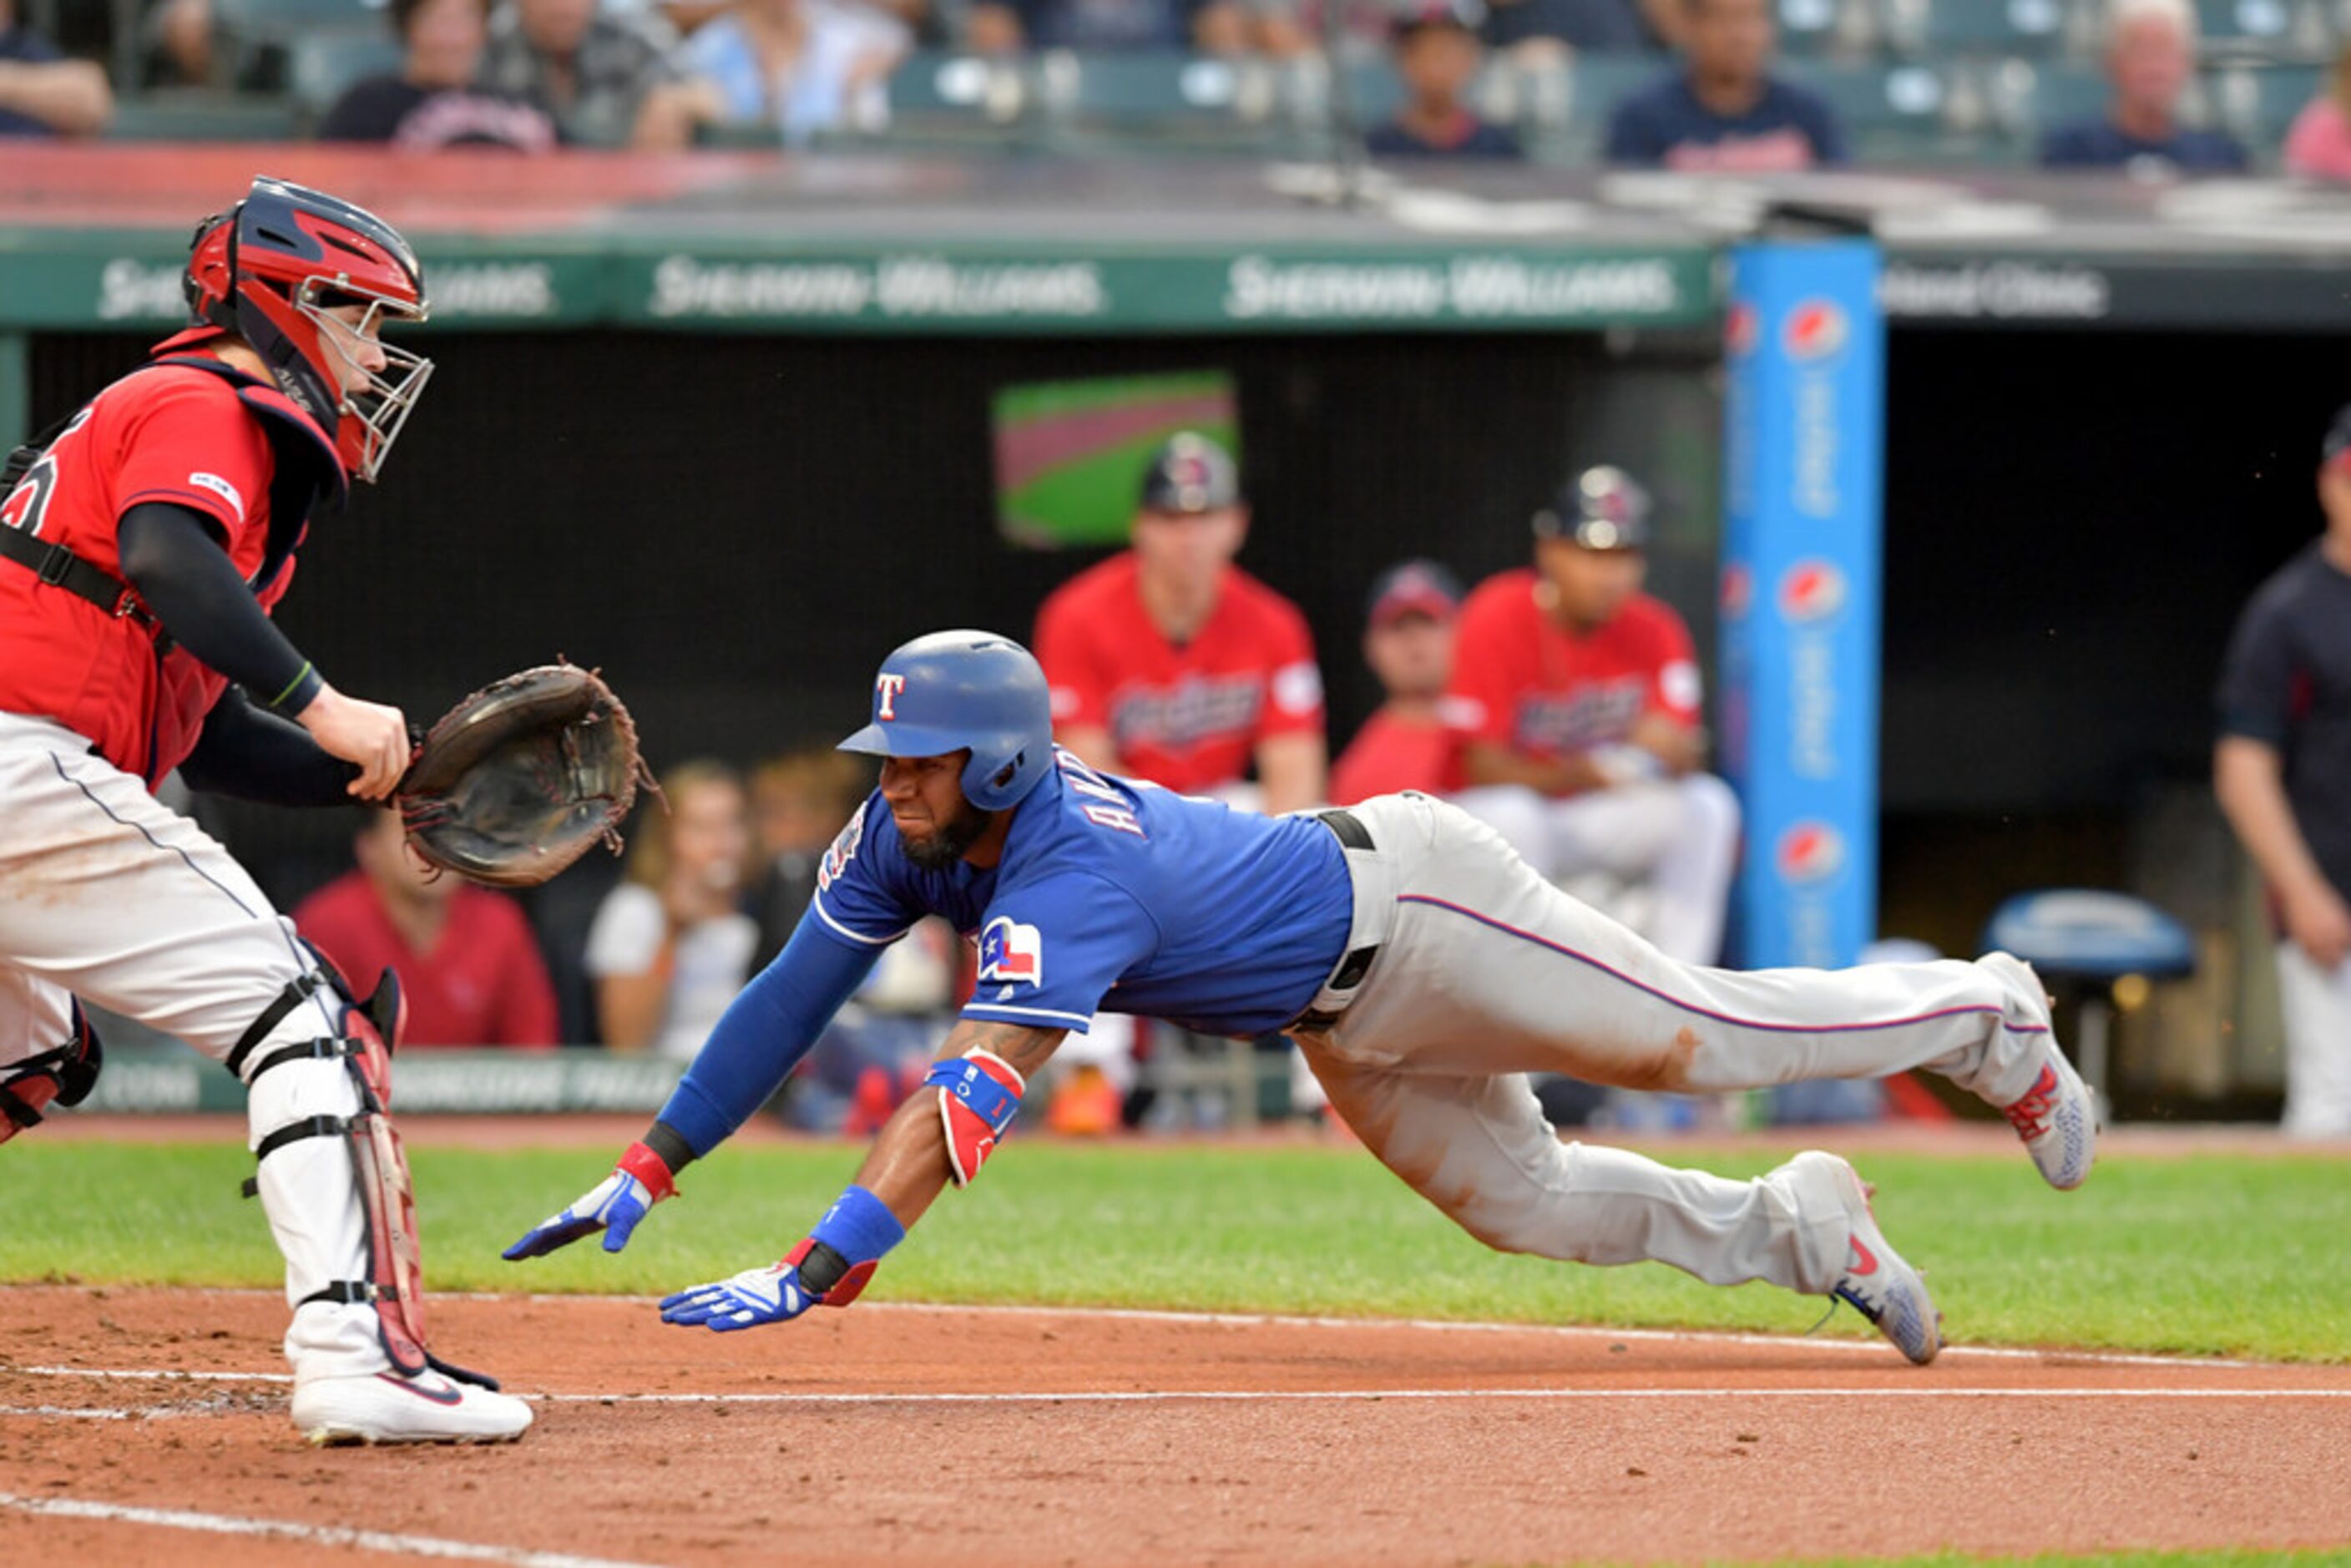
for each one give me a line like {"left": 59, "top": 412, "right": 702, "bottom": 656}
{"left": 660, "top": 1186, "right": 905, "bottom": 1333}
{"left": 660, "top": 1259, "right": 824, "bottom": 1332}
{"left": 503, "top": 1143, "right": 675, "bottom": 1261}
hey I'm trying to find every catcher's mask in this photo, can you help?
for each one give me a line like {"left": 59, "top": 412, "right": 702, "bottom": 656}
{"left": 182, "top": 177, "right": 432, "bottom": 485}
{"left": 837, "top": 630, "right": 1054, "bottom": 812}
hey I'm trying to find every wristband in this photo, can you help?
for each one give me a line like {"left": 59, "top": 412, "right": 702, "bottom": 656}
{"left": 616, "top": 1139, "right": 679, "bottom": 1202}
{"left": 788, "top": 1185, "right": 905, "bottom": 1306}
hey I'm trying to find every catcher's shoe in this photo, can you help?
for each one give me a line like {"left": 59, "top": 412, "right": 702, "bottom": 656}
{"left": 1791, "top": 1150, "right": 1943, "bottom": 1367}
{"left": 291, "top": 1368, "right": 533, "bottom": 1446}
{"left": 1979, "top": 951, "right": 2098, "bottom": 1191}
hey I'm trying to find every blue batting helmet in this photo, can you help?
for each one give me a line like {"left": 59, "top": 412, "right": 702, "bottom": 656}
{"left": 837, "top": 630, "right": 1055, "bottom": 812}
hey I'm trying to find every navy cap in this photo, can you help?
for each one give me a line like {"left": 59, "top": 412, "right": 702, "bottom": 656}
{"left": 1532, "top": 465, "right": 1651, "bottom": 551}
{"left": 1138, "top": 432, "right": 1241, "bottom": 514}
{"left": 1366, "top": 559, "right": 1464, "bottom": 626}
{"left": 2324, "top": 405, "right": 2351, "bottom": 470}
{"left": 1393, "top": 0, "right": 1485, "bottom": 38}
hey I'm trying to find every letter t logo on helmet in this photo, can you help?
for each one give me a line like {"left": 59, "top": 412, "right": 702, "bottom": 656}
{"left": 837, "top": 630, "right": 1056, "bottom": 812}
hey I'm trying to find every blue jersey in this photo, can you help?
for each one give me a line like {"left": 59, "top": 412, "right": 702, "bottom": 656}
{"left": 812, "top": 748, "right": 1354, "bottom": 1037}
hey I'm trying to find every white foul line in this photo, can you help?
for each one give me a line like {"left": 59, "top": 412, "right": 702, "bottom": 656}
{"left": 0, "top": 1491, "right": 662, "bottom": 1568}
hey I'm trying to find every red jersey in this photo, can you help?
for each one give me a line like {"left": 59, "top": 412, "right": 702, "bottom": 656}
{"left": 0, "top": 355, "right": 336, "bottom": 785}
{"left": 1033, "top": 553, "right": 1323, "bottom": 794}
{"left": 294, "top": 872, "right": 559, "bottom": 1049}
{"left": 1328, "top": 700, "right": 1475, "bottom": 804}
{"left": 1446, "top": 569, "right": 1703, "bottom": 761}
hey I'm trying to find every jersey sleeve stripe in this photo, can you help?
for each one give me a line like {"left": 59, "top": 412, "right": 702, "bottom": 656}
{"left": 961, "top": 1001, "right": 1095, "bottom": 1030}
{"left": 809, "top": 892, "right": 908, "bottom": 948}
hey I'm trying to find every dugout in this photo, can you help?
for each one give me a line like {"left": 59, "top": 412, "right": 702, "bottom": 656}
{"left": 8, "top": 149, "right": 2349, "bottom": 1113}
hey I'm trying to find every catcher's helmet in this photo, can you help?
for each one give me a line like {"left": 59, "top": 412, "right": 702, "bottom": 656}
{"left": 837, "top": 630, "right": 1055, "bottom": 812}
{"left": 1532, "top": 465, "right": 1651, "bottom": 551}
{"left": 182, "top": 176, "right": 431, "bottom": 485}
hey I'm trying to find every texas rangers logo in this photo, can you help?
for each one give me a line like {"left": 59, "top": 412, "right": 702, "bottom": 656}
{"left": 977, "top": 916, "right": 1044, "bottom": 987}
{"left": 875, "top": 673, "right": 908, "bottom": 721}
{"left": 1777, "top": 559, "right": 1848, "bottom": 623}
{"left": 1782, "top": 299, "right": 1849, "bottom": 362}
{"left": 1774, "top": 821, "right": 1847, "bottom": 885}
{"left": 816, "top": 808, "right": 867, "bottom": 892}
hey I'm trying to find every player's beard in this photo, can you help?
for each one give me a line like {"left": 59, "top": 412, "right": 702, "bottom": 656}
{"left": 902, "top": 800, "right": 993, "bottom": 871}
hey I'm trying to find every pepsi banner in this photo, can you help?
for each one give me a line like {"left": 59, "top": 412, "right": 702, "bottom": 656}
{"left": 1718, "top": 239, "right": 1884, "bottom": 969}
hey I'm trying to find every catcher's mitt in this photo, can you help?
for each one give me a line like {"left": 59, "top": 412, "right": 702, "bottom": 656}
{"left": 397, "top": 663, "right": 653, "bottom": 888}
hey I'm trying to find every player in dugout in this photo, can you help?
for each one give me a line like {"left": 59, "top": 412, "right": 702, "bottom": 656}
{"left": 508, "top": 630, "right": 2099, "bottom": 1368}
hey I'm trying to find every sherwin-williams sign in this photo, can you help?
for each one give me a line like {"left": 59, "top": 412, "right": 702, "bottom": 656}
{"left": 1718, "top": 239, "right": 1884, "bottom": 970}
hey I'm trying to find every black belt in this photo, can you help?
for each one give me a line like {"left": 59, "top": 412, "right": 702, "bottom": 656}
{"left": 1288, "top": 809, "right": 1380, "bottom": 1033}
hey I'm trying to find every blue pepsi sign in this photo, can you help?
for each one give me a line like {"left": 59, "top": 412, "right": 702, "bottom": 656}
{"left": 1718, "top": 240, "right": 1884, "bottom": 969}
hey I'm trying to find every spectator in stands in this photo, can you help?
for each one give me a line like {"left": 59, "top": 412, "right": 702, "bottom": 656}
{"left": 0, "top": 0, "right": 112, "bottom": 137}
{"left": 1365, "top": 0, "right": 1521, "bottom": 160}
{"left": 672, "top": 0, "right": 907, "bottom": 144}
{"left": 586, "top": 759, "right": 758, "bottom": 1059}
{"left": 1330, "top": 559, "right": 1471, "bottom": 805}
{"left": 2040, "top": 0, "right": 2245, "bottom": 175}
{"left": 965, "top": 0, "right": 1247, "bottom": 56}
{"left": 321, "top": 0, "right": 563, "bottom": 149}
{"left": 1034, "top": 432, "right": 1326, "bottom": 815}
{"left": 1603, "top": 0, "right": 1843, "bottom": 170}
{"left": 294, "top": 810, "right": 559, "bottom": 1048}
{"left": 746, "top": 743, "right": 872, "bottom": 970}
{"left": 479, "top": 0, "right": 704, "bottom": 147}
{"left": 2283, "top": 41, "right": 2351, "bottom": 184}
{"left": 1445, "top": 466, "right": 1739, "bottom": 968}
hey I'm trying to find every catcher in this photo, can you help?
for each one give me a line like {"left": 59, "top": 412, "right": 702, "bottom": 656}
{"left": 0, "top": 180, "right": 635, "bottom": 1444}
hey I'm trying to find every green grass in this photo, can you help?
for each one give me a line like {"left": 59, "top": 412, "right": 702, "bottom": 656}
{"left": 4, "top": 1141, "right": 2348, "bottom": 1363}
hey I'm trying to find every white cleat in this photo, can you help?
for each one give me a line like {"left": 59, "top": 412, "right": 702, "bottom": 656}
{"left": 1789, "top": 1150, "right": 1943, "bottom": 1367}
{"left": 1979, "top": 951, "right": 2099, "bottom": 1191}
{"left": 291, "top": 1368, "right": 533, "bottom": 1446}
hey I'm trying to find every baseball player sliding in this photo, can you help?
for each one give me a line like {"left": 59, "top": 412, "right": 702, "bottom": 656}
{"left": 512, "top": 630, "right": 2096, "bottom": 1364}
{"left": 0, "top": 179, "right": 529, "bottom": 1444}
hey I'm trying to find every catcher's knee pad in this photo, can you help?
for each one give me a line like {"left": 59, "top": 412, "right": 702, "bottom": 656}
{"left": 0, "top": 1003, "right": 104, "bottom": 1145}
{"left": 230, "top": 954, "right": 488, "bottom": 1387}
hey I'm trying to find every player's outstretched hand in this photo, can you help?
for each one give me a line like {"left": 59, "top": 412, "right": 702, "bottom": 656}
{"left": 503, "top": 1144, "right": 677, "bottom": 1260}
{"left": 298, "top": 684, "right": 411, "bottom": 800}
{"left": 660, "top": 1261, "right": 822, "bottom": 1333}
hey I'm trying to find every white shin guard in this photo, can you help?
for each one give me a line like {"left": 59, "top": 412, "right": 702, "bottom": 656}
{"left": 242, "top": 1019, "right": 391, "bottom": 1382}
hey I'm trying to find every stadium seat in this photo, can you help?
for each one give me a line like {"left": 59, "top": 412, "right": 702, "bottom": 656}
{"left": 1784, "top": 59, "right": 1987, "bottom": 159}
{"left": 876, "top": 51, "right": 1032, "bottom": 147}
{"left": 1990, "top": 58, "right": 2109, "bottom": 144}
{"left": 1982, "top": 889, "right": 2195, "bottom": 1114}
{"left": 287, "top": 32, "right": 402, "bottom": 126}
{"left": 1034, "top": 51, "right": 1289, "bottom": 154}
{"left": 2210, "top": 59, "right": 2326, "bottom": 144}
{"left": 211, "top": 0, "right": 380, "bottom": 91}
{"left": 104, "top": 89, "right": 300, "bottom": 141}
{"left": 1879, "top": 0, "right": 2082, "bottom": 60}
{"left": 2189, "top": 0, "right": 2333, "bottom": 59}
{"left": 1557, "top": 51, "right": 1661, "bottom": 155}
{"left": 1772, "top": 0, "right": 1879, "bottom": 59}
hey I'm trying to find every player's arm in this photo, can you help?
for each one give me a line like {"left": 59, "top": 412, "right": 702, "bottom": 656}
{"left": 2216, "top": 736, "right": 2351, "bottom": 968}
{"left": 117, "top": 503, "right": 408, "bottom": 797}
{"left": 1057, "top": 722, "right": 1120, "bottom": 773}
{"left": 1627, "top": 713, "right": 1705, "bottom": 776}
{"left": 1254, "top": 730, "right": 1327, "bottom": 815}
{"left": 177, "top": 685, "right": 360, "bottom": 807}
{"left": 658, "top": 1018, "right": 1064, "bottom": 1332}
{"left": 502, "top": 916, "right": 882, "bottom": 1260}
{"left": 1459, "top": 737, "right": 1610, "bottom": 797}
{"left": 0, "top": 54, "right": 114, "bottom": 137}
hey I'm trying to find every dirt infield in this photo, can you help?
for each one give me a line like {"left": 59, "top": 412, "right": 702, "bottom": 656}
{"left": 4, "top": 1285, "right": 2350, "bottom": 1565}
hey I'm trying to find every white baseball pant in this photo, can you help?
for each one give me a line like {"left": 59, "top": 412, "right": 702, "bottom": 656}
{"left": 2276, "top": 942, "right": 2351, "bottom": 1139}
{"left": 1451, "top": 775, "right": 1741, "bottom": 964}
{"left": 1291, "top": 792, "right": 2055, "bottom": 1297}
{"left": 0, "top": 711, "right": 391, "bottom": 1382}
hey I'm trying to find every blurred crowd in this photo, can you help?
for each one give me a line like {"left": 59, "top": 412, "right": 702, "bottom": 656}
{"left": 220, "top": 430, "right": 1873, "bottom": 1140}
{"left": 4, "top": 0, "right": 2351, "bottom": 175}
